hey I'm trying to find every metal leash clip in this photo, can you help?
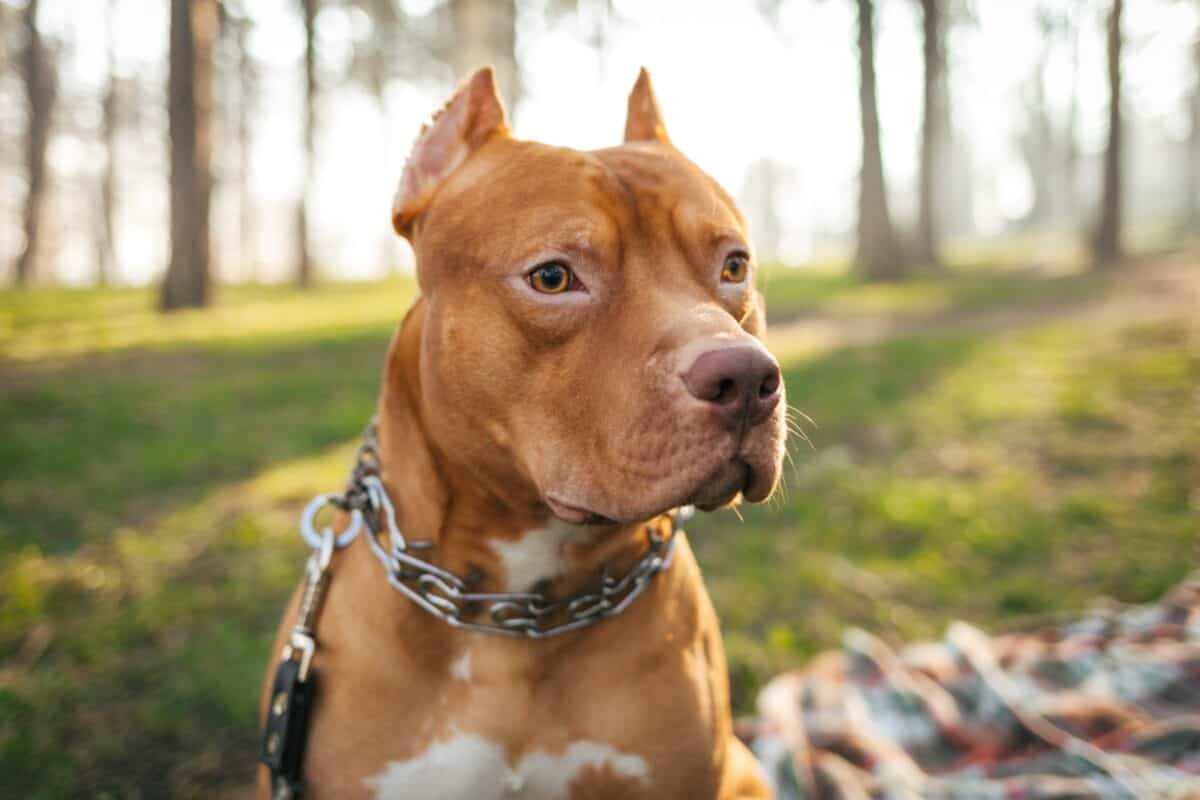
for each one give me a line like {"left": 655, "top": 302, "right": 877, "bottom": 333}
{"left": 280, "top": 527, "right": 334, "bottom": 680}
{"left": 259, "top": 525, "right": 338, "bottom": 798}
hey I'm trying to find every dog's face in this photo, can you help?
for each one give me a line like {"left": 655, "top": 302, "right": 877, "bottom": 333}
{"left": 393, "top": 68, "right": 786, "bottom": 525}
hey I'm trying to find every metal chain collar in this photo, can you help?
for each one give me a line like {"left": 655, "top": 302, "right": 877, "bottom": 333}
{"left": 297, "top": 417, "right": 692, "bottom": 639}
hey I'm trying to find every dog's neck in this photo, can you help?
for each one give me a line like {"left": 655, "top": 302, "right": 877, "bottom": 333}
{"left": 373, "top": 300, "right": 667, "bottom": 599}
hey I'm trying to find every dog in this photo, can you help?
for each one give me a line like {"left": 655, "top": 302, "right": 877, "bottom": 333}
{"left": 258, "top": 66, "right": 786, "bottom": 799}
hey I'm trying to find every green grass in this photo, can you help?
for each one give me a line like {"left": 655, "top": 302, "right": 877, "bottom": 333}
{"left": 1, "top": 254, "right": 1197, "bottom": 796}
{"left": 695, "top": 315, "right": 1199, "bottom": 709}
{"left": 1, "top": 280, "right": 414, "bottom": 798}
{"left": 760, "top": 245, "right": 1104, "bottom": 323}
{"left": 0, "top": 279, "right": 417, "bottom": 361}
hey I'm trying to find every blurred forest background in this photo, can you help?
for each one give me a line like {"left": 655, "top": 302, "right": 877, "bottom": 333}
{"left": 1, "top": 0, "right": 1198, "bottom": 796}
{"left": 0, "top": 0, "right": 1197, "bottom": 292}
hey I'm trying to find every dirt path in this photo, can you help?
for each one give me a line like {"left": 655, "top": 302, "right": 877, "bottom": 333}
{"left": 766, "top": 251, "right": 1200, "bottom": 360}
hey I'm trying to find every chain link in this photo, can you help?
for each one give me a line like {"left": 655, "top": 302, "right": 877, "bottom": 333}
{"left": 298, "top": 417, "right": 691, "bottom": 639}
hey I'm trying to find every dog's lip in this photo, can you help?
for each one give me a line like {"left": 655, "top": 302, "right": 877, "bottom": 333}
{"left": 544, "top": 447, "right": 769, "bottom": 524}
{"left": 688, "top": 458, "right": 752, "bottom": 511}
{"left": 739, "top": 457, "right": 774, "bottom": 503}
{"left": 544, "top": 494, "right": 616, "bottom": 526}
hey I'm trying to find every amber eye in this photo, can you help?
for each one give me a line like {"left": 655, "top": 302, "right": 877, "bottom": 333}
{"left": 721, "top": 252, "right": 750, "bottom": 283}
{"left": 529, "top": 262, "right": 574, "bottom": 294}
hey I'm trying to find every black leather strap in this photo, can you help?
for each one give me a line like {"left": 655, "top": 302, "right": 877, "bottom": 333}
{"left": 259, "top": 657, "right": 317, "bottom": 798}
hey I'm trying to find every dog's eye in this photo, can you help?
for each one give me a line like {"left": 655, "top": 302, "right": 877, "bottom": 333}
{"left": 529, "top": 262, "right": 575, "bottom": 294}
{"left": 721, "top": 252, "right": 750, "bottom": 283}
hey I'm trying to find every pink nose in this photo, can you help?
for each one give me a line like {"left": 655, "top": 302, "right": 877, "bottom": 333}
{"left": 682, "top": 345, "right": 782, "bottom": 428}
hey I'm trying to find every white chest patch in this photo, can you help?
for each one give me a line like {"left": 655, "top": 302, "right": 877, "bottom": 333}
{"left": 364, "top": 732, "right": 649, "bottom": 799}
{"left": 448, "top": 650, "right": 472, "bottom": 681}
{"left": 489, "top": 520, "right": 593, "bottom": 592}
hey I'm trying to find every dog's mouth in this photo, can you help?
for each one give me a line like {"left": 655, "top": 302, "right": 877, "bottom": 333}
{"left": 544, "top": 495, "right": 617, "bottom": 526}
{"left": 686, "top": 458, "right": 752, "bottom": 512}
{"left": 544, "top": 457, "right": 755, "bottom": 525}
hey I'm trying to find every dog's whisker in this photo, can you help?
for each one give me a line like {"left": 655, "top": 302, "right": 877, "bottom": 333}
{"left": 787, "top": 410, "right": 816, "bottom": 434}
{"left": 772, "top": 477, "right": 790, "bottom": 509}
{"left": 785, "top": 421, "right": 816, "bottom": 451}
{"left": 785, "top": 423, "right": 814, "bottom": 449}
{"left": 788, "top": 404, "right": 817, "bottom": 430}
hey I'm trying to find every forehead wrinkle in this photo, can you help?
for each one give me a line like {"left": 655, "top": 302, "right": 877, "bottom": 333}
{"left": 587, "top": 146, "right": 748, "bottom": 283}
{"left": 591, "top": 156, "right": 643, "bottom": 262}
{"left": 591, "top": 146, "right": 686, "bottom": 229}
{"left": 610, "top": 172, "right": 682, "bottom": 275}
{"left": 668, "top": 200, "right": 744, "bottom": 275}
{"left": 665, "top": 196, "right": 694, "bottom": 273}
{"left": 524, "top": 221, "right": 600, "bottom": 254}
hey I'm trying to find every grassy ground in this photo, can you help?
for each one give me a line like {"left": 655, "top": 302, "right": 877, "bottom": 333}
{"left": 1, "top": 248, "right": 1197, "bottom": 797}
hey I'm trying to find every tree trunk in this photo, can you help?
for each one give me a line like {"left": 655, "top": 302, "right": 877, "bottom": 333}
{"left": 15, "top": 0, "right": 55, "bottom": 287}
{"left": 855, "top": 0, "right": 902, "bottom": 281}
{"left": 450, "top": 0, "right": 519, "bottom": 113}
{"left": 1093, "top": 0, "right": 1123, "bottom": 267}
{"left": 235, "top": 7, "right": 256, "bottom": 282}
{"left": 296, "top": 0, "right": 316, "bottom": 288}
{"left": 1063, "top": 6, "right": 1081, "bottom": 227}
{"left": 1024, "top": 11, "right": 1053, "bottom": 231}
{"left": 1187, "top": 29, "right": 1199, "bottom": 230}
{"left": 161, "top": 0, "right": 216, "bottom": 310}
{"left": 916, "top": 0, "right": 943, "bottom": 267}
{"left": 98, "top": 0, "right": 118, "bottom": 286}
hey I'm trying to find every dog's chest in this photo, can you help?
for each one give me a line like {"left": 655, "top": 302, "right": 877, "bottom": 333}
{"left": 300, "top": 539, "right": 724, "bottom": 799}
{"left": 356, "top": 645, "right": 655, "bottom": 799}
{"left": 363, "top": 732, "right": 650, "bottom": 799}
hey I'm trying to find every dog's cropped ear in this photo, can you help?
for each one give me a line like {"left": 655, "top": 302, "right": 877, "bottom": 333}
{"left": 392, "top": 67, "right": 510, "bottom": 238}
{"left": 624, "top": 67, "right": 671, "bottom": 145}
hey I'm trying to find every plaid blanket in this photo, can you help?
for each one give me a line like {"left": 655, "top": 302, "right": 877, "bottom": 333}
{"left": 748, "top": 575, "right": 1200, "bottom": 799}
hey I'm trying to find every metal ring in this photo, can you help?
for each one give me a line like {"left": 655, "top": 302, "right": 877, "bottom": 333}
{"left": 300, "top": 493, "right": 362, "bottom": 551}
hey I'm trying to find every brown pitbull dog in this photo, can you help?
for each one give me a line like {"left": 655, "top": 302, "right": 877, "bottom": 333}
{"left": 259, "top": 67, "right": 786, "bottom": 799}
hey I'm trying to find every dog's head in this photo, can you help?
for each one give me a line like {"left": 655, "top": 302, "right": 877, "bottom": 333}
{"left": 392, "top": 67, "right": 786, "bottom": 525}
